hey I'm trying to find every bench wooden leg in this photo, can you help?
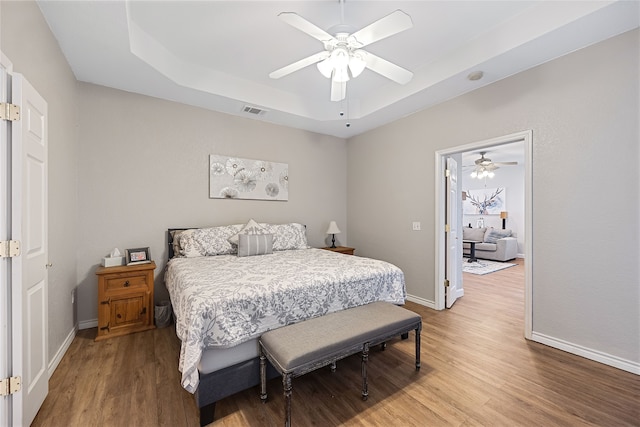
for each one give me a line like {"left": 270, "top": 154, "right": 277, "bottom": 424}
{"left": 361, "top": 342, "right": 369, "bottom": 401}
{"left": 260, "top": 351, "right": 268, "bottom": 402}
{"left": 283, "top": 373, "right": 292, "bottom": 427}
{"left": 415, "top": 327, "right": 421, "bottom": 370}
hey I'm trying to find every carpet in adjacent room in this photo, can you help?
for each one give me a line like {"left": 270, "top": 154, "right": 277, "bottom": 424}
{"left": 462, "top": 259, "right": 516, "bottom": 275}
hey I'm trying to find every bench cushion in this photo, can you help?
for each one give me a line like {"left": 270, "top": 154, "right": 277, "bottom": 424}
{"left": 260, "top": 302, "right": 421, "bottom": 374}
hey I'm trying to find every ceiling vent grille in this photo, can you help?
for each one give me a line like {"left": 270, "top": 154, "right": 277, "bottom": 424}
{"left": 242, "top": 105, "right": 268, "bottom": 116}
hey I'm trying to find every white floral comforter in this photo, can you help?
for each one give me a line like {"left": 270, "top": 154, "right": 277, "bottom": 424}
{"left": 165, "top": 248, "right": 406, "bottom": 393}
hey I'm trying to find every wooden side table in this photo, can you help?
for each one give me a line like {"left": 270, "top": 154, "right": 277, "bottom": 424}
{"left": 95, "top": 261, "right": 156, "bottom": 341}
{"left": 321, "top": 246, "right": 355, "bottom": 255}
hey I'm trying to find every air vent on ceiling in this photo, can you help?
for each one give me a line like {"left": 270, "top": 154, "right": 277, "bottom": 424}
{"left": 242, "top": 105, "right": 268, "bottom": 116}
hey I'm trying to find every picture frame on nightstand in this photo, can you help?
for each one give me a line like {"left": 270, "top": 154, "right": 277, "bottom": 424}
{"left": 125, "top": 247, "right": 151, "bottom": 265}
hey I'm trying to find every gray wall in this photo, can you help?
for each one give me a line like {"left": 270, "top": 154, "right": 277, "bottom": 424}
{"left": 76, "top": 83, "right": 347, "bottom": 323}
{"left": 1, "top": 1, "right": 80, "bottom": 364}
{"left": 348, "top": 29, "right": 639, "bottom": 364}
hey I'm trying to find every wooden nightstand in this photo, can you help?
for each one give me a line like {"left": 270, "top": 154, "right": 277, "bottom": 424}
{"left": 321, "top": 246, "right": 355, "bottom": 255}
{"left": 95, "top": 261, "right": 156, "bottom": 341}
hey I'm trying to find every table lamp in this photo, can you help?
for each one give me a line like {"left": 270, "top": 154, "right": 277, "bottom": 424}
{"left": 326, "top": 221, "right": 341, "bottom": 248}
{"left": 500, "top": 211, "right": 508, "bottom": 229}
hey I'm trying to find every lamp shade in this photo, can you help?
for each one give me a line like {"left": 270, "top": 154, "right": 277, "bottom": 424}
{"left": 500, "top": 211, "right": 508, "bottom": 219}
{"left": 316, "top": 59, "right": 333, "bottom": 78}
{"left": 326, "top": 221, "right": 341, "bottom": 235}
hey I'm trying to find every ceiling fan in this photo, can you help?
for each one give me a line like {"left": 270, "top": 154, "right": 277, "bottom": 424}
{"left": 465, "top": 152, "right": 518, "bottom": 179}
{"left": 269, "top": 3, "right": 414, "bottom": 102}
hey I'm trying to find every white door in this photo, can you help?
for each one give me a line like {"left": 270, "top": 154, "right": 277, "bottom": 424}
{"left": 11, "top": 73, "right": 49, "bottom": 426}
{"left": 445, "top": 157, "right": 462, "bottom": 308}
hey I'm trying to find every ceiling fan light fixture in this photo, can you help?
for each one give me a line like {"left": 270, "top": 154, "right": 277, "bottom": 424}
{"left": 317, "top": 59, "right": 333, "bottom": 79}
{"left": 332, "top": 48, "right": 350, "bottom": 67}
{"left": 333, "top": 66, "right": 350, "bottom": 83}
{"left": 348, "top": 51, "right": 366, "bottom": 78}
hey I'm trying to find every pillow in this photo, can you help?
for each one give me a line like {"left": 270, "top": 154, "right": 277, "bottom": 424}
{"left": 462, "top": 227, "right": 486, "bottom": 242}
{"left": 228, "top": 219, "right": 269, "bottom": 245}
{"left": 269, "top": 223, "right": 309, "bottom": 251}
{"left": 179, "top": 224, "right": 243, "bottom": 257}
{"left": 237, "top": 233, "right": 273, "bottom": 257}
{"left": 484, "top": 228, "right": 512, "bottom": 243}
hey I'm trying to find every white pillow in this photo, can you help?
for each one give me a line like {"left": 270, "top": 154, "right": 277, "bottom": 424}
{"left": 462, "top": 227, "right": 486, "bottom": 242}
{"left": 228, "top": 219, "right": 269, "bottom": 245}
{"left": 179, "top": 224, "right": 243, "bottom": 257}
{"left": 237, "top": 233, "right": 273, "bottom": 257}
{"left": 269, "top": 223, "right": 309, "bottom": 251}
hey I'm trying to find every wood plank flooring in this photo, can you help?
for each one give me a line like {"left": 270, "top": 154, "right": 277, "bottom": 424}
{"left": 32, "top": 259, "right": 640, "bottom": 426}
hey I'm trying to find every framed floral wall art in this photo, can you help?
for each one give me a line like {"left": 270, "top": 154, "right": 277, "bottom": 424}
{"left": 209, "top": 155, "right": 289, "bottom": 201}
{"left": 463, "top": 187, "right": 505, "bottom": 215}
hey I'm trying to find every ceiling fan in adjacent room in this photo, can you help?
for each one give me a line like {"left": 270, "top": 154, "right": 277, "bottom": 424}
{"left": 465, "top": 151, "right": 518, "bottom": 179}
{"left": 269, "top": 3, "right": 414, "bottom": 102}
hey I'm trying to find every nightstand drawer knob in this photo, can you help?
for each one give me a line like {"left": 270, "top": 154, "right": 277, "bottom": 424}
{"left": 123, "top": 280, "right": 130, "bottom": 287}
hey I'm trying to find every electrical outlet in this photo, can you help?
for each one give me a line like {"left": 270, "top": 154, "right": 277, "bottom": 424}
{"left": 412, "top": 222, "right": 421, "bottom": 231}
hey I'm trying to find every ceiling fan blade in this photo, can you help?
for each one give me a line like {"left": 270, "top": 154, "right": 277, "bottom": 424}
{"left": 278, "top": 12, "right": 335, "bottom": 44}
{"left": 330, "top": 79, "right": 346, "bottom": 102}
{"left": 269, "top": 51, "right": 329, "bottom": 79}
{"left": 350, "top": 10, "right": 413, "bottom": 48}
{"left": 494, "top": 161, "right": 518, "bottom": 166}
{"left": 363, "top": 51, "right": 413, "bottom": 84}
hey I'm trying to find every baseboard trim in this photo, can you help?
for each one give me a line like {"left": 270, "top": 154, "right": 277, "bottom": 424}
{"left": 406, "top": 294, "right": 436, "bottom": 310}
{"left": 79, "top": 319, "right": 98, "bottom": 330}
{"left": 48, "top": 325, "right": 77, "bottom": 378}
{"left": 531, "top": 332, "right": 640, "bottom": 375}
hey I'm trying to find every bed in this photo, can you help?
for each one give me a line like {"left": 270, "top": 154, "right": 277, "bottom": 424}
{"left": 164, "top": 222, "right": 406, "bottom": 425}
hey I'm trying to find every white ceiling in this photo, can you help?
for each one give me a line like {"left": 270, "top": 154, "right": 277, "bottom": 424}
{"left": 37, "top": 1, "right": 638, "bottom": 139}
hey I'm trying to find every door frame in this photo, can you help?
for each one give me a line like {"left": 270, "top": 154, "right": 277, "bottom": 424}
{"left": 0, "top": 52, "right": 13, "bottom": 427}
{"left": 434, "top": 130, "right": 533, "bottom": 339}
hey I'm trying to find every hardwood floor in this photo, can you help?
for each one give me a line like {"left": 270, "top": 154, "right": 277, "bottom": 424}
{"left": 33, "top": 258, "right": 640, "bottom": 426}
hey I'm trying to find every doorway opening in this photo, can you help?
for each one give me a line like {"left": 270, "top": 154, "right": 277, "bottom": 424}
{"left": 434, "top": 130, "right": 532, "bottom": 339}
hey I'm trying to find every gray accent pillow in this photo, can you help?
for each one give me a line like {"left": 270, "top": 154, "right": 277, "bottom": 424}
{"left": 484, "top": 228, "right": 512, "bottom": 243}
{"left": 237, "top": 233, "right": 274, "bottom": 257}
{"left": 462, "top": 227, "right": 486, "bottom": 242}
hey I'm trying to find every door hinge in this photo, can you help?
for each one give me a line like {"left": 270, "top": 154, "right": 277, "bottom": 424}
{"left": 444, "top": 279, "right": 450, "bottom": 288}
{"left": 0, "top": 376, "right": 21, "bottom": 397}
{"left": 445, "top": 169, "right": 450, "bottom": 177}
{"left": 0, "top": 240, "right": 20, "bottom": 258}
{"left": 445, "top": 224, "right": 450, "bottom": 232}
{"left": 0, "top": 102, "right": 20, "bottom": 121}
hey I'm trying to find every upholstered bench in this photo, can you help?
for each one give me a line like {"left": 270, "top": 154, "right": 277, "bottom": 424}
{"left": 259, "top": 302, "right": 422, "bottom": 426}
